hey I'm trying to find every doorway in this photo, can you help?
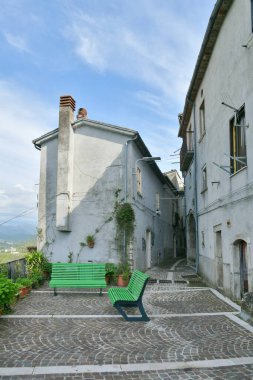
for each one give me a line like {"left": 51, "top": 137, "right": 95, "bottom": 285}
{"left": 239, "top": 240, "right": 248, "bottom": 295}
{"left": 215, "top": 230, "right": 223, "bottom": 288}
{"left": 146, "top": 230, "right": 152, "bottom": 269}
{"left": 187, "top": 213, "right": 196, "bottom": 262}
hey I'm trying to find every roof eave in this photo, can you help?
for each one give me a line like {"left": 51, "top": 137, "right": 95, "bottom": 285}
{"left": 72, "top": 118, "right": 137, "bottom": 137}
{"left": 178, "top": 0, "right": 233, "bottom": 137}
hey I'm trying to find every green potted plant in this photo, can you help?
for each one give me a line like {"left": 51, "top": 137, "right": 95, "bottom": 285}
{"left": 28, "top": 271, "right": 44, "bottom": 288}
{"left": 116, "top": 263, "right": 131, "bottom": 287}
{"left": 105, "top": 263, "right": 116, "bottom": 285}
{"left": 26, "top": 251, "right": 46, "bottom": 275}
{"left": 86, "top": 235, "right": 95, "bottom": 248}
{"left": 16, "top": 277, "right": 33, "bottom": 298}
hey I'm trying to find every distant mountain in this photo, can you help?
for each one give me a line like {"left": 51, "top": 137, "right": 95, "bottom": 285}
{"left": 0, "top": 222, "right": 37, "bottom": 242}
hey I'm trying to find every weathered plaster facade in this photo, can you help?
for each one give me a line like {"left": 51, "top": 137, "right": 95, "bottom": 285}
{"left": 33, "top": 96, "right": 179, "bottom": 270}
{"left": 179, "top": 0, "right": 253, "bottom": 299}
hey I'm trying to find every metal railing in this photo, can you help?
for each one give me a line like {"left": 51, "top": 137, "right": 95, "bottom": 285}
{"left": 0, "top": 258, "right": 26, "bottom": 280}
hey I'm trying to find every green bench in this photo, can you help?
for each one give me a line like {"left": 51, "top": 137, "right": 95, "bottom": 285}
{"left": 49, "top": 263, "right": 106, "bottom": 296}
{"left": 108, "top": 270, "right": 150, "bottom": 322}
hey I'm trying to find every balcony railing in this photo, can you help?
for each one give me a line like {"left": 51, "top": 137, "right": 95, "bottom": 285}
{"left": 180, "top": 132, "right": 194, "bottom": 171}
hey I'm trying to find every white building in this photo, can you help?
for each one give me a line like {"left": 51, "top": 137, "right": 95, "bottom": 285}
{"left": 33, "top": 95, "right": 180, "bottom": 270}
{"left": 179, "top": 0, "right": 253, "bottom": 299}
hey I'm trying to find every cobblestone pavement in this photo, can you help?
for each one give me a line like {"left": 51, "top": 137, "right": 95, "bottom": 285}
{"left": 10, "top": 288, "right": 237, "bottom": 315}
{"left": 2, "top": 365, "right": 253, "bottom": 380}
{"left": 1, "top": 262, "right": 253, "bottom": 379}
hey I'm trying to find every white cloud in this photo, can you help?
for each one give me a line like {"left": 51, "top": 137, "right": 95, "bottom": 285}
{"left": 65, "top": 1, "right": 205, "bottom": 108}
{"left": 0, "top": 80, "right": 56, "bottom": 223}
{"left": 14, "top": 184, "right": 34, "bottom": 192}
{"left": 3, "top": 31, "right": 30, "bottom": 53}
{"left": 134, "top": 91, "right": 178, "bottom": 121}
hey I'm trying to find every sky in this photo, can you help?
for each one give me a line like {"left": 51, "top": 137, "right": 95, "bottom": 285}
{"left": 0, "top": 0, "right": 216, "bottom": 240}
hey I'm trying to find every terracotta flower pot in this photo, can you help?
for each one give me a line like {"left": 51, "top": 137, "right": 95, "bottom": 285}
{"left": 105, "top": 275, "right": 111, "bottom": 285}
{"left": 19, "top": 287, "right": 29, "bottom": 298}
{"left": 117, "top": 275, "right": 129, "bottom": 287}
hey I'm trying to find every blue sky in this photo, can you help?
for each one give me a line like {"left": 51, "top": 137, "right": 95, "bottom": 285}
{"left": 0, "top": 0, "right": 216, "bottom": 240}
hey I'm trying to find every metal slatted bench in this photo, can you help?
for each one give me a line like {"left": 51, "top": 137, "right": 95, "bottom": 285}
{"left": 49, "top": 263, "right": 106, "bottom": 296}
{"left": 108, "top": 270, "right": 150, "bottom": 322}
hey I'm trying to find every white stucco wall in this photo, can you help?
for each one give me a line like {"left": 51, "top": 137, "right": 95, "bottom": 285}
{"left": 128, "top": 143, "right": 174, "bottom": 270}
{"left": 37, "top": 119, "right": 176, "bottom": 270}
{"left": 183, "top": 0, "right": 253, "bottom": 298}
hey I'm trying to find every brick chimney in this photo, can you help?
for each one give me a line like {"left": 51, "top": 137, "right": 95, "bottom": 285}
{"left": 56, "top": 95, "right": 76, "bottom": 231}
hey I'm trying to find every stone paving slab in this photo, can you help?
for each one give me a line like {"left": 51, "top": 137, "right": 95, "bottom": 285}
{"left": 0, "top": 262, "right": 250, "bottom": 379}
{"left": 1, "top": 315, "right": 253, "bottom": 368}
{"left": 146, "top": 262, "right": 196, "bottom": 283}
{"left": 1, "top": 364, "right": 253, "bottom": 379}
{"left": 11, "top": 289, "right": 237, "bottom": 316}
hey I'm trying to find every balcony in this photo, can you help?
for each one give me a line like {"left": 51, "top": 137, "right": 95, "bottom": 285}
{"left": 180, "top": 133, "right": 194, "bottom": 171}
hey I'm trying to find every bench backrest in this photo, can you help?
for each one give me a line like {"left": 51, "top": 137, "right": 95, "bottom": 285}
{"left": 51, "top": 263, "right": 105, "bottom": 280}
{"left": 127, "top": 270, "right": 150, "bottom": 300}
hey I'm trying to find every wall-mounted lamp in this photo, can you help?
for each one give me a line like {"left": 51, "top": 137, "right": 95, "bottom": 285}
{"left": 134, "top": 156, "right": 161, "bottom": 174}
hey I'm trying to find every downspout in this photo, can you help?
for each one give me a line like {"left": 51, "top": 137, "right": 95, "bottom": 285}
{"left": 193, "top": 101, "right": 199, "bottom": 273}
{"left": 124, "top": 134, "right": 138, "bottom": 202}
{"left": 124, "top": 134, "right": 138, "bottom": 268}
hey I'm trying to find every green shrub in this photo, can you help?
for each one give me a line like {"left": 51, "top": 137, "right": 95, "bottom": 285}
{"left": 26, "top": 251, "right": 50, "bottom": 277}
{"left": 15, "top": 277, "right": 33, "bottom": 289}
{"left": 0, "top": 276, "right": 18, "bottom": 313}
{"left": 0, "top": 264, "right": 8, "bottom": 277}
{"left": 42, "top": 261, "right": 52, "bottom": 274}
{"left": 28, "top": 272, "right": 44, "bottom": 288}
{"left": 115, "top": 203, "right": 135, "bottom": 234}
{"left": 116, "top": 262, "right": 131, "bottom": 281}
{"left": 105, "top": 263, "right": 116, "bottom": 277}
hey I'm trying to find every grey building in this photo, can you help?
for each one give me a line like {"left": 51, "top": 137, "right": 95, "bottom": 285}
{"left": 179, "top": 0, "right": 253, "bottom": 299}
{"left": 33, "top": 95, "right": 179, "bottom": 270}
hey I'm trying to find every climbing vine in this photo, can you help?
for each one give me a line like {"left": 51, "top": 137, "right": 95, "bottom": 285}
{"left": 114, "top": 201, "right": 135, "bottom": 263}
{"left": 115, "top": 203, "right": 135, "bottom": 235}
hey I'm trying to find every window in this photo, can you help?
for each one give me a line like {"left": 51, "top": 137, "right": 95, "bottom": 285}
{"left": 201, "top": 231, "right": 205, "bottom": 247}
{"left": 137, "top": 167, "right": 142, "bottom": 194}
{"left": 155, "top": 192, "right": 160, "bottom": 211}
{"left": 199, "top": 100, "right": 206, "bottom": 139}
{"left": 187, "top": 124, "right": 194, "bottom": 151}
{"left": 202, "top": 165, "right": 207, "bottom": 192}
{"left": 230, "top": 106, "right": 247, "bottom": 174}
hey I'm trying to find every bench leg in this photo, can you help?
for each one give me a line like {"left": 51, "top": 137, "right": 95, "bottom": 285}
{"left": 115, "top": 301, "right": 150, "bottom": 322}
{"left": 54, "top": 288, "right": 57, "bottom": 296}
{"left": 137, "top": 300, "right": 150, "bottom": 322}
{"left": 99, "top": 288, "right": 103, "bottom": 296}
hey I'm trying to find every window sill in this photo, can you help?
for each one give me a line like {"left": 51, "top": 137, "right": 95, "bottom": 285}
{"left": 230, "top": 165, "right": 247, "bottom": 178}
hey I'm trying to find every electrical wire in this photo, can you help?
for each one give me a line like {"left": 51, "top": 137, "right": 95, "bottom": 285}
{"left": 0, "top": 207, "right": 36, "bottom": 227}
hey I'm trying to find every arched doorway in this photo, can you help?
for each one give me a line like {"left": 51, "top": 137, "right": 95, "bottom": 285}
{"left": 187, "top": 213, "right": 196, "bottom": 262}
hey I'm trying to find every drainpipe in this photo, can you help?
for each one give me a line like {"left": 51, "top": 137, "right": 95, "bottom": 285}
{"left": 124, "top": 135, "right": 138, "bottom": 202}
{"left": 192, "top": 101, "right": 200, "bottom": 273}
{"left": 124, "top": 135, "right": 138, "bottom": 268}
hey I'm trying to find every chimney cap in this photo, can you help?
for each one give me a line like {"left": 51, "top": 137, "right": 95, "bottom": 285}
{"left": 60, "top": 95, "right": 76, "bottom": 111}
